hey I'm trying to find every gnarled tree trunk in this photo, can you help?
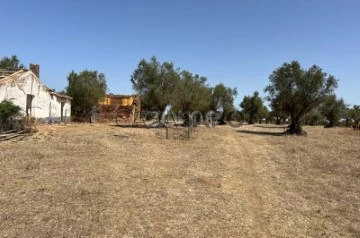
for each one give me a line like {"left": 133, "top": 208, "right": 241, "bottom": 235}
{"left": 287, "top": 116, "right": 307, "bottom": 136}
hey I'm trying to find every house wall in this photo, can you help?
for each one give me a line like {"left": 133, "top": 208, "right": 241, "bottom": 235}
{"left": 0, "top": 71, "right": 71, "bottom": 123}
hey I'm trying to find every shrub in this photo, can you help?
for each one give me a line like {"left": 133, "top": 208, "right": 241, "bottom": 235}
{"left": 0, "top": 100, "right": 23, "bottom": 131}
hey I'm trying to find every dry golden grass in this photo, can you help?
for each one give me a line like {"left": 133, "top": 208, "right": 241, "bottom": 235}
{"left": 238, "top": 125, "right": 360, "bottom": 238}
{"left": 0, "top": 123, "right": 359, "bottom": 237}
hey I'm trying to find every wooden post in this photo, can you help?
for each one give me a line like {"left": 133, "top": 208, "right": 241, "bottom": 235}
{"left": 188, "top": 123, "right": 191, "bottom": 138}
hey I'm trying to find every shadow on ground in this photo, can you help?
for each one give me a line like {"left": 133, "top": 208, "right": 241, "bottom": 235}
{"left": 254, "top": 125, "right": 288, "bottom": 129}
{"left": 109, "top": 124, "right": 150, "bottom": 129}
{"left": 237, "top": 129, "right": 286, "bottom": 137}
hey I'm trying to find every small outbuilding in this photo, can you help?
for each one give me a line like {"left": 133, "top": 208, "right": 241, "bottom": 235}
{"left": 0, "top": 64, "right": 72, "bottom": 123}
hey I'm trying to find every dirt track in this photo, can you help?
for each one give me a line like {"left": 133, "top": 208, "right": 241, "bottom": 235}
{"left": 1, "top": 123, "right": 359, "bottom": 237}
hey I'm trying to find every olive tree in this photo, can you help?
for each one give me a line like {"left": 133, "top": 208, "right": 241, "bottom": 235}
{"left": 265, "top": 61, "right": 338, "bottom": 135}
{"left": 211, "top": 83, "right": 237, "bottom": 124}
{"left": 319, "top": 95, "right": 346, "bottom": 128}
{"left": 130, "top": 56, "right": 180, "bottom": 111}
{"left": 240, "top": 91, "right": 264, "bottom": 124}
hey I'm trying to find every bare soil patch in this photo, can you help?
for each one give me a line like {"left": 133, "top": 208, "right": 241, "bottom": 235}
{"left": 0, "top": 123, "right": 359, "bottom": 237}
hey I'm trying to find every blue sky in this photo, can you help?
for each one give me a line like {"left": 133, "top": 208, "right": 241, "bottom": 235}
{"left": 1, "top": 0, "right": 359, "bottom": 107}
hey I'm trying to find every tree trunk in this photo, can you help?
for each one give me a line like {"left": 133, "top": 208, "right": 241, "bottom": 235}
{"left": 325, "top": 121, "right": 334, "bottom": 128}
{"left": 218, "top": 112, "right": 226, "bottom": 125}
{"left": 275, "top": 116, "right": 281, "bottom": 125}
{"left": 287, "top": 117, "right": 307, "bottom": 136}
{"left": 248, "top": 114, "right": 254, "bottom": 124}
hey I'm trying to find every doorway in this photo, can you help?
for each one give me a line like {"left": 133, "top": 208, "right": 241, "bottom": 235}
{"left": 26, "top": 94, "right": 34, "bottom": 117}
{"left": 60, "top": 102, "right": 65, "bottom": 122}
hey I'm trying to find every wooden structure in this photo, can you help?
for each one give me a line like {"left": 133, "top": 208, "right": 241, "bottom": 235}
{"left": 98, "top": 94, "right": 141, "bottom": 125}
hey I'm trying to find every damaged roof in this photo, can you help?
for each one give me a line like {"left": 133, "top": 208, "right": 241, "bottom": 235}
{"left": 0, "top": 68, "right": 23, "bottom": 79}
{"left": 46, "top": 87, "right": 73, "bottom": 100}
{"left": 0, "top": 69, "right": 72, "bottom": 100}
{"left": 0, "top": 69, "right": 29, "bottom": 86}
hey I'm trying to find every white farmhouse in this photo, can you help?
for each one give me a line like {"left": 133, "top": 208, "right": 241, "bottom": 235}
{"left": 0, "top": 64, "right": 72, "bottom": 123}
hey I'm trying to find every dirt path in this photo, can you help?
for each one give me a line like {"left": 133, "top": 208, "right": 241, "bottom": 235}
{"left": 217, "top": 126, "right": 271, "bottom": 237}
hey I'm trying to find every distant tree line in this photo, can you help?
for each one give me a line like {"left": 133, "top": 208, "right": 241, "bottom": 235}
{"left": 2, "top": 55, "right": 359, "bottom": 135}
{"left": 131, "top": 57, "right": 360, "bottom": 134}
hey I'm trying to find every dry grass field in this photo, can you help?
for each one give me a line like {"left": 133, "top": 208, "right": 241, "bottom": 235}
{"left": 0, "top": 123, "right": 359, "bottom": 237}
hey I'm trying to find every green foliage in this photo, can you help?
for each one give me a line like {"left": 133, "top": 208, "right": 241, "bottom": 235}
{"left": 0, "top": 100, "right": 23, "bottom": 131}
{"left": 210, "top": 83, "right": 237, "bottom": 124}
{"left": 0, "top": 55, "right": 24, "bottom": 69}
{"left": 176, "top": 71, "right": 212, "bottom": 112}
{"left": 211, "top": 83, "right": 237, "bottom": 112}
{"left": 131, "top": 56, "right": 180, "bottom": 110}
{"left": 268, "top": 100, "right": 289, "bottom": 125}
{"left": 347, "top": 105, "right": 360, "bottom": 124}
{"left": 66, "top": 70, "right": 107, "bottom": 116}
{"left": 131, "top": 56, "right": 213, "bottom": 112}
{"left": 258, "top": 105, "right": 269, "bottom": 123}
{"left": 240, "top": 91, "right": 264, "bottom": 124}
{"left": 319, "top": 95, "right": 346, "bottom": 128}
{"left": 265, "top": 61, "right": 338, "bottom": 135}
{"left": 303, "top": 110, "right": 323, "bottom": 126}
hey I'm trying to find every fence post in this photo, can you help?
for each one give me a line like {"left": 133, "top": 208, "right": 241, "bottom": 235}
{"left": 188, "top": 123, "right": 190, "bottom": 138}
